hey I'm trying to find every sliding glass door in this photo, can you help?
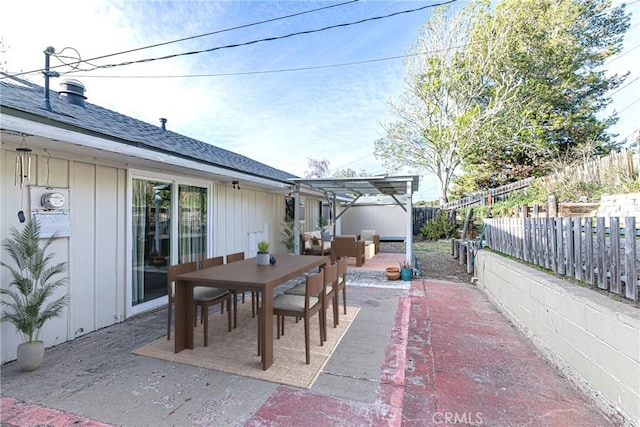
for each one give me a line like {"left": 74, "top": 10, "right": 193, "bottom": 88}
{"left": 131, "top": 177, "right": 208, "bottom": 309}
{"left": 178, "top": 185, "right": 207, "bottom": 263}
{"left": 132, "top": 179, "right": 172, "bottom": 305}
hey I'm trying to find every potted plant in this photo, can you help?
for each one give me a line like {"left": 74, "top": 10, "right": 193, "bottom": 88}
{"left": 399, "top": 259, "right": 413, "bottom": 281}
{"left": 1, "top": 219, "right": 69, "bottom": 371}
{"left": 257, "top": 240, "right": 270, "bottom": 265}
{"left": 280, "top": 216, "right": 295, "bottom": 253}
{"left": 385, "top": 266, "right": 400, "bottom": 281}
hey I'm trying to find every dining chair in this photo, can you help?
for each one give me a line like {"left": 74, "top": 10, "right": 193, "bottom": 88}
{"left": 227, "top": 251, "right": 259, "bottom": 318}
{"left": 321, "top": 262, "right": 339, "bottom": 333}
{"left": 285, "top": 261, "right": 338, "bottom": 339}
{"left": 202, "top": 256, "right": 236, "bottom": 328}
{"left": 335, "top": 256, "right": 348, "bottom": 318}
{"left": 166, "top": 261, "right": 232, "bottom": 347}
{"left": 272, "top": 270, "right": 325, "bottom": 364}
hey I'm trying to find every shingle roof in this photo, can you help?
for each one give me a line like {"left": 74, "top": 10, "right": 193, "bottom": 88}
{"left": 0, "top": 76, "right": 297, "bottom": 183}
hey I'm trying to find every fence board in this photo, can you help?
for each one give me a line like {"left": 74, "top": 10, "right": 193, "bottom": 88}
{"left": 625, "top": 217, "right": 638, "bottom": 300}
{"left": 610, "top": 217, "right": 621, "bottom": 295}
{"left": 482, "top": 215, "right": 637, "bottom": 302}
{"left": 549, "top": 217, "right": 557, "bottom": 272}
{"left": 565, "top": 217, "right": 574, "bottom": 277}
{"left": 596, "top": 217, "right": 607, "bottom": 290}
{"left": 584, "top": 217, "right": 594, "bottom": 286}
{"left": 556, "top": 217, "right": 565, "bottom": 275}
{"left": 573, "top": 217, "right": 583, "bottom": 281}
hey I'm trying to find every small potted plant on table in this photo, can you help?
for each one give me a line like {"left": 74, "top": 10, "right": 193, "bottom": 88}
{"left": 257, "top": 240, "right": 270, "bottom": 266}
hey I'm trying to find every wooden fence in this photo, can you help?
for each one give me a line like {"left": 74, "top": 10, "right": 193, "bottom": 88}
{"left": 412, "top": 206, "right": 441, "bottom": 235}
{"left": 483, "top": 216, "right": 638, "bottom": 301}
{"left": 540, "top": 149, "right": 639, "bottom": 190}
{"left": 440, "top": 177, "right": 535, "bottom": 210}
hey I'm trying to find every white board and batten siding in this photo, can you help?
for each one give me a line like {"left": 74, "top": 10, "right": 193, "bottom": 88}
{"left": 213, "top": 184, "right": 285, "bottom": 257}
{"left": 1, "top": 146, "right": 287, "bottom": 364}
{"left": 1, "top": 149, "right": 127, "bottom": 364}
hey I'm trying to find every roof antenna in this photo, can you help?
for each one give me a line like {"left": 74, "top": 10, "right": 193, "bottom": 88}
{"left": 41, "top": 46, "right": 60, "bottom": 111}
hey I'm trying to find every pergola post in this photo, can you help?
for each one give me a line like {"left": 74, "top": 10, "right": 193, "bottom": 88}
{"left": 293, "top": 185, "right": 301, "bottom": 255}
{"left": 405, "top": 180, "right": 413, "bottom": 264}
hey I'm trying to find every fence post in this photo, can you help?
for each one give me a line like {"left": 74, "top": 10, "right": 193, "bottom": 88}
{"left": 462, "top": 208, "right": 473, "bottom": 241}
{"left": 548, "top": 195, "right": 557, "bottom": 218}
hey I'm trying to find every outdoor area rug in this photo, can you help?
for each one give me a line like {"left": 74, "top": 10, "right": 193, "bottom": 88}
{"left": 133, "top": 300, "right": 360, "bottom": 389}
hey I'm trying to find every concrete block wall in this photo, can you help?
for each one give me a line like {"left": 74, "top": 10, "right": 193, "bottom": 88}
{"left": 598, "top": 192, "right": 640, "bottom": 218}
{"left": 474, "top": 251, "right": 640, "bottom": 426}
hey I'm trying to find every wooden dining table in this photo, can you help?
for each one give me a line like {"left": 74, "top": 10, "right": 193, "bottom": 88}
{"left": 174, "top": 253, "right": 329, "bottom": 370}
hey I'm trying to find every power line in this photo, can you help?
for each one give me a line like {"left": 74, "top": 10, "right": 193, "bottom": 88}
{"left": 609, "top": 75, "right": 640, "bottom": 96}
{"left": 616, "top": 96, "right": 640, "bottom": 114}
{"left": 1, "top": 0, "right": 360, "bottom": 79}
{"left": 24, "top": 0, "right": 460, "bottom": 77}
{"left": 68, "top": 43, "right": 478, "bottom": 80}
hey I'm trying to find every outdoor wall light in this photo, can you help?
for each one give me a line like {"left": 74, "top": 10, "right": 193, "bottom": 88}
{"left": 232, "top": 180, "right": 241, "bottom": 190}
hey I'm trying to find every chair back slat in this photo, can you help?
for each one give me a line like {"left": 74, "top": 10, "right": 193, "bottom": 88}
{"left": 305, "top": 271, "right": 325, "bottom": 300}
{"left": 337, "top": 257, "right": 348, "bottom": 277}
{"left": 202, "top": 256, "right": 223, "bottom": 269}
{"left": 167, "top": 261, "right": 198, "bottom": 296}
{"left": 226, "top": 252, "right": 245, "bottom": 263}
{"left": 322, "top": 262, "right": 338, "bottom": 287}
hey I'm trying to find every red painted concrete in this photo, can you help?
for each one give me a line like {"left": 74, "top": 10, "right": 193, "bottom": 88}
{"left": 1, "top": 397, "right": 112, "bottom": 427}
{"left": 423, "top": 279, "right": 612, "bottom": 426}
{"left": 248, "top": 278, "right": 615, "bottom": 426}
{"left": 2, "top": 275, "right": 615, "bottom": 426}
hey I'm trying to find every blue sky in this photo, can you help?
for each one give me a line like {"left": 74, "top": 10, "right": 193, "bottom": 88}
{"left": 2, "top": 0, "right": 638, "bottom": 202}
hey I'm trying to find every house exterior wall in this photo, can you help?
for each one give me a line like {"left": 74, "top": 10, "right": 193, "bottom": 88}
{"left": 1, "top": 149, "right": 127, "bottom": 363}
{"left": 213, "top": 183, "right": 286, "bottom": 256}
{"left": 1, "top": 146, "right": 288, "bottom": 364}
{"left": 339, "top": 204, "right": 407, "bottom": 240}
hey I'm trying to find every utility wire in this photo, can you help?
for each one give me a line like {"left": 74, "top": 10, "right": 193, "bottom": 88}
{"left": 1, "top": 0, "right": 360, "bottom": 80}
{"left": 18, "top": 0, "right": 460, "bottom": 77}
{"left": 609, "top": 75, "right": 640, "bottom": 96}
{"left": 69, "top": 43, "right": 478, "bottom": 79}
{"left": 616, "top": 96, "right": 640, "bottom": 114}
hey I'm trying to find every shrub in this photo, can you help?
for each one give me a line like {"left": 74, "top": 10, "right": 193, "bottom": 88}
{"left": 420, "top": 211, "right": 459, "bottom": 240}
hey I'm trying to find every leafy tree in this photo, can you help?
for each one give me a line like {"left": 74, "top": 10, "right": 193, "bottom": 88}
{"left": 376, "top": 0, "right": 630, "bottom": 202}
{"left": 375, "top": 3, "right": 517, "bottom": 204}
{"left": 304, "top": 158, "right": 330, "bottom": 178}
{"left": 459, "top": 0, "right": 629, "bottom": 192}
{"left": 332, "top": 167, "right": 371, "bottom": 177}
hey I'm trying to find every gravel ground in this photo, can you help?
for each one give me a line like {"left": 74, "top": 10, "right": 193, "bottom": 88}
{"left": 379, "top": 241, "right": 473, "bottom": 283}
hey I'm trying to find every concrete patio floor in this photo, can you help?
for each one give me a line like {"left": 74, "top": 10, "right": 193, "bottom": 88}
{"left": 0, "top": 252, "right": 617, "bottom": 426}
